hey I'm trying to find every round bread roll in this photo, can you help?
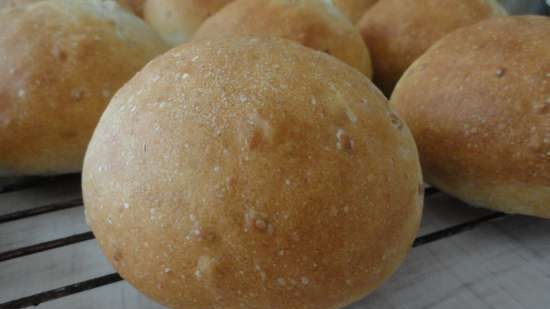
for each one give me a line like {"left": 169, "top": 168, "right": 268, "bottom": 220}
{"left": 0, "top": 0, "right": 168, "bottom": 176}
{"left": 83, "top": 37, "right": 423, "bottom": 309}
{"left": 194, "top": 0, "right": 373, "bottom": 77}
{"left": 358, "top": 0, "right": 506, "bottom": 95}
{"left": 333, "top": 0, "right": 378, "bottom": 23}
{"left": 144, "top": 0, "right": 233, "bottom": 45}
{"left": 391, "top": 16, "right": 550, "bottom": 219}
{"left": 117, "top": 0, "right": 145, "bottom": 16}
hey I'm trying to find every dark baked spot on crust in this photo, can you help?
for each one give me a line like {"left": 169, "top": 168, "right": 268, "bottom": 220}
{"left": 113, "top": 249, "right": 123, "bottom": 263}
{"left": 249, "top": 129, "right": 263, "bottom": 150}
{"left": 336, "top": 129, "right": 354, "bottom": 153}
{"left": 339, "top": 134, "right": 354, "bottom": 152}
{"left": 57, "top": 50, "right": 68, "bottom": 62}
{"left": 495, "top": 68, "right": 506, "bottom": 78}
{"left": 388, "top": 112, "right": 404, "bottom": 130}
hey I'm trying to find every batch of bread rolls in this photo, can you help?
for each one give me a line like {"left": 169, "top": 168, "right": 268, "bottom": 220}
{"left": 0, "top": 0, "right": 547, "bottom": 308}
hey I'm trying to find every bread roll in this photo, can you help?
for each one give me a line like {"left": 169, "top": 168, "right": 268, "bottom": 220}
{"left": 194, "top": 0, "right": 373, "bottom": 77}
{"left": 0, "top": 0, "right": 168, "bottom": 176}
{"left": 83, "top": 37, "right": 423, "bottom": 309}
{"left": 391, "top": 16, "right": 550, "bottom": 219}
{"left": 333, "top": 0, "right": 378, "bottom": 23}
{"left": 144, "top": 0, "right": 233, "bottom": 45}
{"left": 117, "top": 0, "right": 145, "bottom": 16}
{"left": 358, "top": 0, "right": 506, "bottom": 95}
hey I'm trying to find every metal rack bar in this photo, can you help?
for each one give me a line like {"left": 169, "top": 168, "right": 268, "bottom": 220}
{"left": 0, "top": 210, "right": 507, "bottom": 309}
{"left": 0, "top": 274, "right": 123, "bottom": 309}
{"left": 0, "top": 175, "right": 80, "bottom": 195}
{"left": 412, "top": 212, "right": 507, "bottom": 247}
{"left": 0, "top": 199, "right": 83, "bottom": 224}
{"left": 0, "top": 232, "right": 94, "bottom": 263}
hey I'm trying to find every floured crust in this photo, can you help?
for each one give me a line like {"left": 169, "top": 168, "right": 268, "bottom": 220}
{"left": 391, "top": 16, "right": 550, "bottom": 218}
{"left": 0, "top": 0, "right": 168, "bottom": 176}
{"left": 193, "top": 0, "right": 373, "bottom": 77}
{"left": 83, "top": 37, "right": 423, "bottom": 309}
{"left": 358, "top": 0, "right": 507, "bottom": 95}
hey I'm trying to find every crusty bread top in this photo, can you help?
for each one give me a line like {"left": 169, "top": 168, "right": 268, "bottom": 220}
{"left": 391, "top": 15, "right": 550, "bottom": 188}
{"left": 194, "top": 0, "right": 373, "bottom": 77}
{"left": 358, "top": 0, "right": 507, "bottom": 95}
{"left": 83, "top": 37, "right": 422, "bottom": 309}
{"left": 0, "top": 0, "right": 168, "bottom": 175}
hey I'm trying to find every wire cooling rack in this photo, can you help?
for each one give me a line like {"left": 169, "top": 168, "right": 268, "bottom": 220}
{"left": 1, "top": 175, "right": 548, "bottom": 309}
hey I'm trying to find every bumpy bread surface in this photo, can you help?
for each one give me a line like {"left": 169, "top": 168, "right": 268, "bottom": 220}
{"left": 358, "top": 0, "right": 506, "bottom": 95}
{"left": 391, "top": 16, "right": 550, "bottom": 218}
{"left": 333, "top": 0, "right": 378, "bottom": 23}
{"left": 0, "top": 0, "right": 168, "bottom": 176}
{"left": 193, "top": 0, "right": 372, "bottom": 77}
{"left": 144, "top": 0, "right": 233, "bottom": 45}
{"left": 83, "top": 37, "right": 423, "bottom": 309}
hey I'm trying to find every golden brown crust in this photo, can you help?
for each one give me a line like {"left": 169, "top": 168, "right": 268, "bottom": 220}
{"left": 358, "top": 0, "right": 506, "bottom": 95}
{"left": 117, "top": 0, "right": 146, "bottom": 17}
{"left": 333, "top": 0, "right": 378, "bottom": 23}
{"left": 193, "top": 0, "right": 373, "bottom": 77}
{"left": 144, "top": 0, "right": 233, "bottom": 45}
{"left": 83, "top": 37, "right": 423, "bottom": 309}
{"left": 0, "top": 0, "right": 168, "bottom": 176}
{"left": 391, "top": 16, "right": 550, "bottom": 218}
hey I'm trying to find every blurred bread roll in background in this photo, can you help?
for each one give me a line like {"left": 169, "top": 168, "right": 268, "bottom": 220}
{"left": 144, "top": 0, "right": 233, "bottom": 45}
{"left": 333, "top": 0, "right": 378, "bottom": 23}
{"left": 358, "top": 0, "right": 507, "bottom": 95}
{"left": 0, "top": 0, "right": 168, "bottom": 176}
{"left": 194, "top": 0, "right": 372, "bottom": 77}
{"left": 391, "top": 16, "right": 550, "bottom": 218}
{"left": 83, "top": 37, "right": 422, "bottom": 309}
